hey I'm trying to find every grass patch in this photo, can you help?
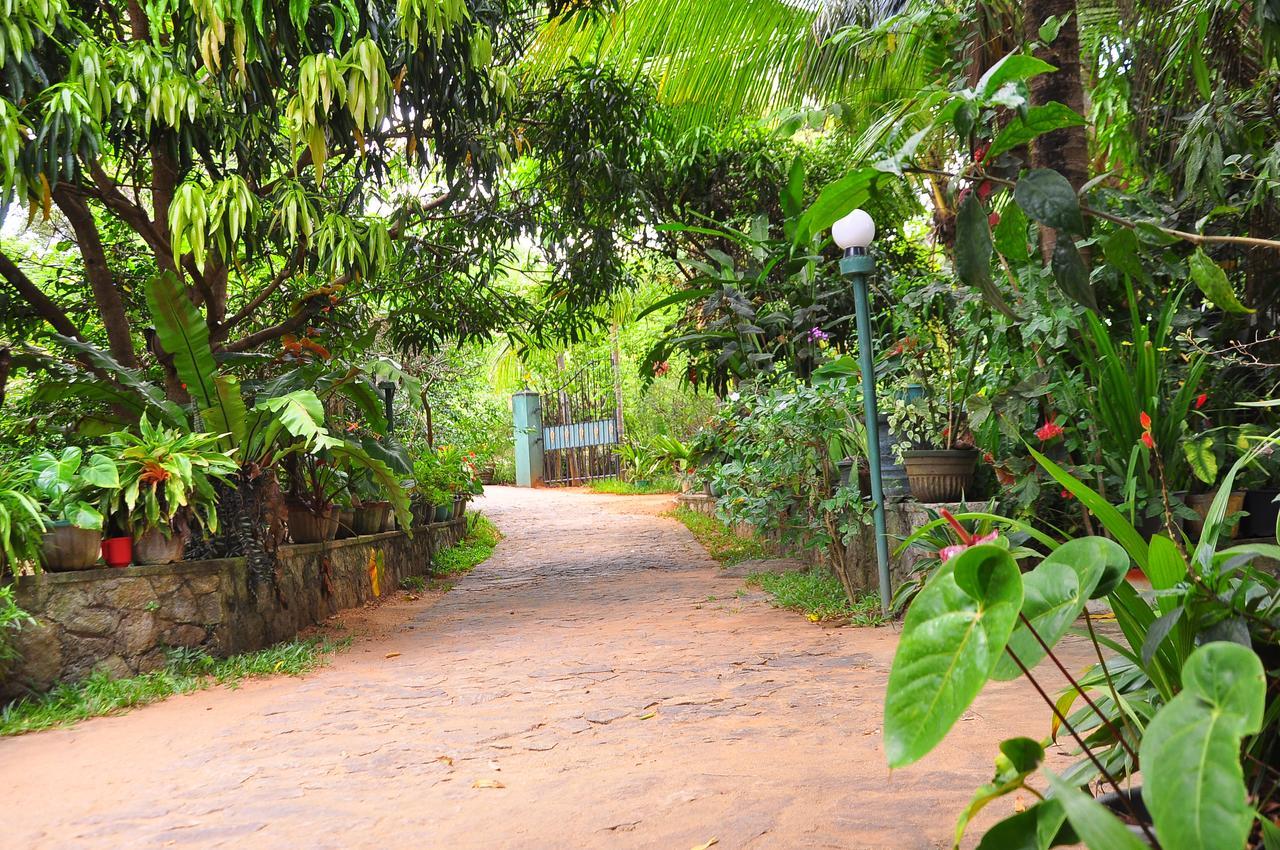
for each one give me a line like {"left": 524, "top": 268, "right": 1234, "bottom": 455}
{"left": 432, "top": 513, "right": 501, "bottom": 576}
{"left": 0, "top": 636, "right": 350, "bottom": 736}
{"left": 746, "top": 569, "right": 886, "bottom": 626}
{"left": 587, "top": 476, "right": 679, "bottom": 495}
{"left": 669, "top": 506, "right": 770, "bottom": 566}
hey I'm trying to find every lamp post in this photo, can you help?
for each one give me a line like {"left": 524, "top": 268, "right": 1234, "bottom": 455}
{"left": 833, "top": 208, "right": 891, "bottom": 614}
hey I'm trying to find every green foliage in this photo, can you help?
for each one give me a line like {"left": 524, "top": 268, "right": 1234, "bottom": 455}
{"left": 883, "top": 544, "right": 1023, "bottom": 768}
{"left": 669, "top": 506, "right": 769, "bottom": 567}
{"left": 587, "top": 476, "right": 678, "bottom": 495}
{"left": 0, "top": 461, "right": 48, "bottom": 569}
{"left": 29, "top": 446, "right": 118, "bottom": 531}
{"left": 431, "top": 513, "right": 500, "bottom": 576}
{"left": 0, "top": 637, "right": 348, "bottom": 736}
{"left": 745, "top": 568, "right": 885, "bottom": 626}
{"left": 0, "top": 585, "right": 36, "bottom": 683}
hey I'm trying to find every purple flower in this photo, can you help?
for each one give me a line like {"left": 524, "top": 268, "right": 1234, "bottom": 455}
{"left": 808, "top": 326, "right": 829, "bottom": 342}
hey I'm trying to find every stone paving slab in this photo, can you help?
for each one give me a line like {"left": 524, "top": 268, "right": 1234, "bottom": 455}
{"left": 0, "top": 486, "right": 1092, "bottom": 849}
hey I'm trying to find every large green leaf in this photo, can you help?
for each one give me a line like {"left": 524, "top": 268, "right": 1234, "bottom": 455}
{"left": 201, "top": 375, "right": 248, "bottom": 454}
{"left": 992, "top": 537, "right": 1125, "bottom": 680}
{"left": 51, "top": 335, "right": 189, "bottom": 429}
{"left": 795, "top": 166, "right": 877, "bottom": 245}
{"left": 955, "top": 192, "right": 1015, "bottom": 318}
{"left": 883, "top": 544, "right": 1023, "bottom": 767}
{"left": 977, "top": 54, "right": 1057, "bottom": 98}
{"left": 975, "top": 800, "right": 1067, "bottom": 850}
{"left": 330, "top": 440, "right": 413, "bottom": 533}
{"left": 1015, "top": 168, "right": 1086, "bottom": 234}
{"left": 1045, "top": 771, "right": 1150, "bottom": 850}
{"left": 1101, "top": 228, "right": 1148, "bottom": 284}
{"left": 993, "top": 202, "right": 1031, "bottom": 264}
{"left": 145, "top": 271, "right": 221, "bottom": 411}
{"left": 987, "top": 102, "right": 1086, "bottom": 160}
{"left": 1182, "top": 435, "right": 1218, "bottom": 485}
{"left": 1051, "top": 237, "right": 1098, "bottom": 311}
{"left": 1188, "top": 248, "right": 1253, "bottom": 314}
{"left": 1141, "top": 642, "right": 1265, "bottom": 850}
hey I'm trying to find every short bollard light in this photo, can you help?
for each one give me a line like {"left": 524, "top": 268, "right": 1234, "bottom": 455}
{"left": 832, "top": 208, "right": 891, "bottom": 614}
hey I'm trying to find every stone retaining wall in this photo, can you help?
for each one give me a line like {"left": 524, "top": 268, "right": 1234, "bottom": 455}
{"left": 2, "top": 518, "right": 465, "bottom": 700}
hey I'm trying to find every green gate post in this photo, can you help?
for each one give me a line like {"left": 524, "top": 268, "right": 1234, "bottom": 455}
{"left": 513, "top": 391, "right": 544, "bottom": 488}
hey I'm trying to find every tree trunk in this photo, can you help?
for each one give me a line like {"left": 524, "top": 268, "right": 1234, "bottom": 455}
{"left": 1024, "top": 0, "right": 1089, "bottom": 189}
{"left": 1024, "top": 0, "right": 1089, "bottom": 260}
{"left": 52, "top": 187, "right": 140, "bottom": 366}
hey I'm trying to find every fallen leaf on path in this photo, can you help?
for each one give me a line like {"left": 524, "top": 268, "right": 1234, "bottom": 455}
{"left": 473, "top": 778, "right": 506, "bottom": 789}
{"left": 385, "top": 652, "right": 401, "bottom": 659}
{"left": 690, "top": 839, "right": 719, "bottom": 850}
{"left": 638, "top": 712, "right": 656, "bottom": 720}
{"left": 436, "top": 755, "right": 454, "bottom": 766}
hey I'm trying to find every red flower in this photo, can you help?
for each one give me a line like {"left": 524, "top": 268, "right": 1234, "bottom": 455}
{"left": 982, "top": 452, "right": 995, "bottom": 464}
{"left": 1141, "top": 432, "right": 1156, "bottom": 450}
{"left": 1034, "top": 415, "right": 1064, "bottom": 442}
{"left": 1139, "top": 411, "right": 1152, "bottom": 430}
{"left": 1060, "top": 488, "right": 1075, "bottom": 500}
{"left": 988, "top": 212, "right": 1001, "bottom": 228}
{"left": 1195, "top": 393, "right": 1208, "bottom": 410}
{"left": 938, "top": 509, "right": 999, "bottom": 562}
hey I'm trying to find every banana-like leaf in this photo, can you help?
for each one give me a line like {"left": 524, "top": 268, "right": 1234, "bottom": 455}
{"left": 50, "top": 335, "right": 188, "bottom": 429}
{"left": 1141, "top": 642, "right": 1265, "bottom": 850}
{"left": 884, "top": 544, "right": 1023, "bottom": 767}
{"left": 144, "top": 271, "right": 221, "bottom": 414}
{"left": 201, "top": 375, "right": 248, "bottom": 453}
{"left": 992, "top": 537, "right": 1126, "bottom": 680}
{"left": 330, "top": 440, "right": 412, "bottom": 533}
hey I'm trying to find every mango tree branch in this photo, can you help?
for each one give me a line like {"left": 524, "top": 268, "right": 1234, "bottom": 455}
{"left": 906, "top": 166, "right": 1280, "bottom": 252}
{"left": 0, "top": 249, "right": 85, "bottom": 341}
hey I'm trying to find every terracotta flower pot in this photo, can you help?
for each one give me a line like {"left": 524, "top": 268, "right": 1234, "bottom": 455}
{"left": 133, "top": 526, "right": 187, "bottom": 565}
{"left": 101, "top": 536, "right": 133, "bottom": 568}
{"left": 42, "top": 523, "right": 103, "bottom": 572}
{"left": 354, "top": 502, "right": 391, "bottom": 535}
{"left": 1184, "top": 490, "right": 1246, "bottom": 540}
{"left": 336, "top": 509, "right": 356, "bottom": 539}
{"left": 902, "top": 449, "right": 979, "bottom": 503}
{"left": 288, "top": 503, "right": 335, "bottom": 543}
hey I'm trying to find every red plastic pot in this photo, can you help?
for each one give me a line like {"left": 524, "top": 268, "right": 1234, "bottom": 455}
{"left": 101, "top": 536, "right": 133, "bottom": 568}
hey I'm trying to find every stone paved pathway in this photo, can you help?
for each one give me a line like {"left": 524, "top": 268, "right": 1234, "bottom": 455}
{"left": 0, "top": 487, "right": 1086, "bottom": 849}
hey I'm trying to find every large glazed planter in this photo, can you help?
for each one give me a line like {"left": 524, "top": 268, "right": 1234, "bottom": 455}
{"left": 41, "top": 523, "right": 103, "bottom": 571}
{"left": 353, "top": 502, "right": 391, "bottom": 535}
{"left": 433, "top": 504, "right": 451, "bottom": 523}
{"left": 1185, "top": 489, "right": 1246, "bottom": 539}
{"left": 877, "top": 414, "right": 911, "bottom": 499}
{"left": 133, "top": 526, "right": 187, "bottom": 565}
{"left": 902, "top": 449, "right": 979, "bottom": 503}
{"left": 288, "top": 504, "right": 336, "bottom": 544}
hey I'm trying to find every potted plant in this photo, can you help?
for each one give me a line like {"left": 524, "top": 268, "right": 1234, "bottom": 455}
{"left": 30, "top": 447, "right": 119, "bottom": 571}
{"left": 100, "top": 516, "right": 133, "bottom": 568}
{"left": 1182, "top": 427, "right": 1247, "bottom": 540}
{"left": 105, "top": 418, "right": 239, "bottom": 564}
{"left": 886, "top": 392, "right": 978, "bottom": 503}
{"left": 0, "top": 461, "right": 50, "bottom": 575}
{"left": 348, "top": 467, "right": 391, "bottom": 535}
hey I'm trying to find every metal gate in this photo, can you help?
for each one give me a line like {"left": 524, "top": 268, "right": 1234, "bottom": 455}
{"left": 540, "top": 360, "right": 622, "bottom": 486}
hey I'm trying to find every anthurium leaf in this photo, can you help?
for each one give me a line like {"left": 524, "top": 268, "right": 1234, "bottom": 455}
{"left": 975, "top": 800, "right": 1068, "bottom": 850}
{"left": 993, "top": 537, "right": 1123, "bottom": 680}
{"left": 993, "top": 201, "right": 1031, "bottom": 263}
{"left": 66, "top": 500, "right": 104, "bottom": 531}
{"left": 955, "top": 192, "right": 1016, "bottom": 318}
{"left": 884, "top": 544, "right": 1023, "bottom": 767}
{"left": 1051, "top": 238, "right": 1098, "bottom": 311}
{"left": 1015, "top": 168, "right": 1086, "bottom": 233}
{"left": 1141, "top": 641, "right": 1265, "bottom": 850}
{"left": 955, "top": 738, "right": 1046, "bottom": 846}
{"left": 1182, "top": 435, "right": 1218, "bottom": 485}
{"left": 1045, "top": 771, "right": 1150, "bottom": 850}
{"left": 1188, "top": 248, "right": 1253, "bottom": 314}
{"left": 987, "top": 103, "right": 1085, "bottom": 160}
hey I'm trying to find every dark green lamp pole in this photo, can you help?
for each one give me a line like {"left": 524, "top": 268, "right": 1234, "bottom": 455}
{"left": 833, "top": 208, "right": 891, "bottom": 613}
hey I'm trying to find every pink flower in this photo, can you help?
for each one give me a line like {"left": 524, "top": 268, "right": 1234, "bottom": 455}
{"left": 937, "top": 509, "right": 1000, "bottom": 562}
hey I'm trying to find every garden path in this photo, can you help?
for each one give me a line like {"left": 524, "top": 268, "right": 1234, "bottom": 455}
{"left": 0, "top": 486, "right": 1093, "bottom": 849}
